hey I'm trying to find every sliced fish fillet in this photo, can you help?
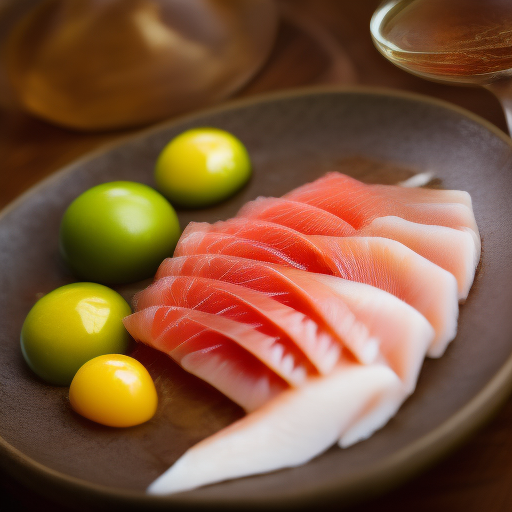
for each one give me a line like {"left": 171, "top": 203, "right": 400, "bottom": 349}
{"left": 157, "top": 255, "right": 378, "bottom": 365}
{"left": 134, "top": 276, "right": 339, "bottom": 375}
{"left": 157, "top": 255, "right": 434, "bottom": 390}
{"left": 312, "top": 272, "right": 433, "bottom": 391}
{"left": 147, "top": 362, "right": 404, "bottom": 495}
{"left": 124, "top": 306, "right": 289, "bottom": 411}
{"left": 238, "top": 196, "right": 477, "bottom": 300}
{"left": 175, "top": 230, "right": 307, "bottom": 270}
{"left": 361, "top": 217, "right": 477, "bottom": 299}
{"left": 375, "top": 181, "right": 473, "bottom": 208}
{"left": 284, "top": 172, "right": 480, "bottom": 245}
{"left": 134, "top": 172, "right": 478, "bottom": 496}
{"left": 176, "top": 219, "right": 458, "bottom": 357}
{"left": 237, "top": 196, "right": 357, "bottom": 236}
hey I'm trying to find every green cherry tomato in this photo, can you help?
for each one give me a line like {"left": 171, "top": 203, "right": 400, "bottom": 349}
{"left": 154, "top": 127, "right": 252, "bottom": 208}
{"left": 20, "top": 283, "right": 131, "bottom": 386}
{"left": 60, "top": 181, "right": 180, "bottom": 284}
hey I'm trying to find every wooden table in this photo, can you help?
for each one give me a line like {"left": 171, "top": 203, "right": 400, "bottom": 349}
{"left": 1, "top": 1, "right": 510, "bottom": 510}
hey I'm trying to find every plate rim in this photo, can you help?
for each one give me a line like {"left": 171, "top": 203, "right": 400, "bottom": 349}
{"left": 2, "top": 85, "right": 512, "bottom": 509}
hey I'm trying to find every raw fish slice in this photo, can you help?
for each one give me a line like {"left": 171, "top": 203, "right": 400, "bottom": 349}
{"left": 401, "top": 203, "right": 481, "bottom": 256}
{"left": 361, "top": 217, "right": 478, "bottom": 299}
{"left": 309, "top": 235, "right": 458, "bottom": 357}
{"left": 311, "top": 272, "right": 433, "bottom": 392}
{"left": 175, "top": 230, "right": 307, "bottom": 270}
{"left": 176, "top": 218, "right": 334, "bottom": 275}
{"left": 129, "top": 304, "right": 314, "bottom": 387}
{"left": 375, "top": 182, "right": 473, "bottom": 208}
{"left": 124, "top": 307, "right": 288, "bottom": 411}
{"left": 177, "top": 219, "right": 458, "bottom": 356}
{"left": 237, "top": 196, "right": 477, "bottom": 299}
{"left": 237, "top": 197, "right": 357, "bottom": 236}
{"left": 147, "top": 362, "right": 404, "bottom": 495}
{"left": 157, "top": 255, "right": 378, "bottom": 365}
{"left": 157, "top": 255, "right": 434, "bottom": 390}
{"left": 134, "top": 276, "right": 338, "bottom": 375}
{"left": 284, "top": 172, "right": 480, "bottom": 238}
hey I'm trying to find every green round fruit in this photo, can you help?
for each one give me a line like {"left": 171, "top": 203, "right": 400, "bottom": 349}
{"left": 60, "top": 181, "right": 180, "bottom": 284}
{"left": 155, "top": 127, "right": 251, "bottom": 208}
{"left": 20, "top": 283, "right": 131, "bottom": 386}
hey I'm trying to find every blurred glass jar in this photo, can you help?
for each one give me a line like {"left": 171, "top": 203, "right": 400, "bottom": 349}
{"left": 0, "top": 0, "right": 278, "bottom": 131}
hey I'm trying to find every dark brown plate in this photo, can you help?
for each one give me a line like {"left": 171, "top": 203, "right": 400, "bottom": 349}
{"left": 2, "top": 87, "right": 512, "bottom": 510}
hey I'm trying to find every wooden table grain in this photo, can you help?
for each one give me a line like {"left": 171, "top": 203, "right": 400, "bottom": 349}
{"left": 0, "top": 1, "right": 510, "bottom": 510}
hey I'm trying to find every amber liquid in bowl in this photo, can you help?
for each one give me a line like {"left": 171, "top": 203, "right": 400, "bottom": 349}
{"left": 371, "top": 0, "right": 512, "bottom": 84}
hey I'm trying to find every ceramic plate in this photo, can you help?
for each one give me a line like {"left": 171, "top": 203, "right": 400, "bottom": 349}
{"left": 2, "top": 88, "right": 512, "bottom": 510}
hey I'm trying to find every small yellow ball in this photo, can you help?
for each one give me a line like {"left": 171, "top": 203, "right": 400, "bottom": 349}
{"left": 69, "top": 354, "right": 158, "bottom": 427}
{"left": 155, "top": 127, "right": 251, "bottom": 208}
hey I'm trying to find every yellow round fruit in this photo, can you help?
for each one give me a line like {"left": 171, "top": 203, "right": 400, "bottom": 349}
{"left": 155, "top": 127, "right": 251, "bottom": 208}
{"left": 69, "top": 354, "right": 158, "bottom": 427}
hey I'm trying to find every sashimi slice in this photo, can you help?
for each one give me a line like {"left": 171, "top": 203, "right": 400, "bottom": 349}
{"left": 157, "top": 255, "right": 434, "bottom": 390}
{"left": 175, "top": 230, "right": 308, "bottom": 270}
{"left": 124, "top": 306, "right": 289, "bottom": 411}
{"left": 134, "top": 276, "right": 339, "bottom": 375}
{"left": 375, "top": 181, "right": 473, "bottom": 208}
{"left": 176, "top": 219, "right": 458, "bottom": 356}
{"left": 311, "top": 272, "right": 433, "bottom": 392}
{"left": 284, "top": 172, "right": 480, "bottom": 242}
{"left": 175, "top": 218, "right": 339, "bottom": 275}
{"left": 156, "top": 256, "right": 379, "bottom": 365}
{"left": 361, "top": 217, "right": 478, "bottom": 299}
{"left": 147, "top": 362, "right": 404, "bottom": 495}
{"left": 237, "top": 196, "right": 357, "bottom": 237}
{"left": 310, "top": 235, "right": 458, "bottom": 357}
{"left": 237, "top": 196, "right": 477, "bottom": 300}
